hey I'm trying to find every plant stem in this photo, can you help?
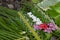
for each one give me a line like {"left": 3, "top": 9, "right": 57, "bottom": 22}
{"left": 18, "top": 12, "right": 41, "bottom": 40}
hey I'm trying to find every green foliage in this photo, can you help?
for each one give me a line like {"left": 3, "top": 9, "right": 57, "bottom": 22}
{"left": 0, "top": 0, "right": 60, "bottom": 40}
{"left": 37, "top": 0, "right": 60, "bottom": 40}
{"left": 45, "top": 2, "right": 60, "bottom": 27}
{"left": 37, "top": 0, "right": 60, "bottom": 10}
{"left": 0, "top": 6, "right": 36, "bottom": 40}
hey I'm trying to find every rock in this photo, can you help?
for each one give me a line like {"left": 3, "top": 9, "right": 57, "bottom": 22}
{"left": 8, "top": 4, "right": 14, "bottom": 9}
{"left": 51, "top": 36, "right": 57, "bottom": 40}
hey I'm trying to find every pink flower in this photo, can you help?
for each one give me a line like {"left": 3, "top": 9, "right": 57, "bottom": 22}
{"left": 44, "top": 28, "right": 52, "bottom": 33}
{"left": 33, "top": 22, "right": 57, "bottom": 33}
{"left": 48, "top": 22, "right": 57, "bottom": 31}
{"left": 33, "top": 24, "right": 40, "bottom": 30}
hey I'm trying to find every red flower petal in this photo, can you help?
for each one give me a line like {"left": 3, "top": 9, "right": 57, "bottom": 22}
{"left": 39, "top": 23, "right": 48, "bottom": 30}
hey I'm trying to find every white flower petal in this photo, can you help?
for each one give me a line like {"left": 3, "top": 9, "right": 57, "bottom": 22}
{"left": 33, "top": 18, "right": 37, "bottom": 22}
{"left": 23, "top": 31, "right": 26, "bottom": 34}
{"left": 29, "top": 15, "right": 33, "bottom": 17}
{"left": 36, "top": 18, "right": 41, "bottom": 22}
{"left": 32, "top": 16, "right": 37, "bottom": 19}
{"left": 36, "top": 21, "right": 42, "bottom": 25}
{"left": 27, "top": 12, "right": 32, "bottom": 15}
{"left": 21, "top": 31, "right": 26, "bottom": 34}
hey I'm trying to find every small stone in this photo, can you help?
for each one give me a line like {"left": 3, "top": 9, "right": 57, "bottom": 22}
{"left": 8, "top": 4, "right": 14, "bottom": 9}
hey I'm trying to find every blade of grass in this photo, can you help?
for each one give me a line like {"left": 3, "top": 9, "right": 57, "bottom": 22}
{"left": 18, "top": 12, "right": 41, "bottom": 40}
